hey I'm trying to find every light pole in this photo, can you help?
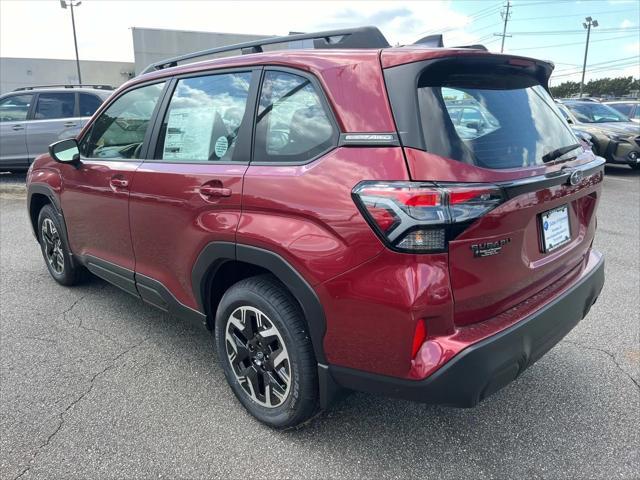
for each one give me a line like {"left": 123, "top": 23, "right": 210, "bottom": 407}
{"left": 579, "top": 16, "right": 598, "bottom": 98}
{"left": 60, "top": 0, "right": 82, "bottom": 84}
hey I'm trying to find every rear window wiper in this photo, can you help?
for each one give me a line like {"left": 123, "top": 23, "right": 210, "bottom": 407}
{"left": 542, "top": 143, "right": 581, "bottom": 163}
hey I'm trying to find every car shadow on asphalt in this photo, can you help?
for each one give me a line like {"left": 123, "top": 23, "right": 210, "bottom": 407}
{"left": 77, "top": 275, "right": 637, "bottom": 477}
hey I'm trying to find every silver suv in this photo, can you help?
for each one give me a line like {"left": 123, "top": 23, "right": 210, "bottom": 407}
{"left": 0, "top": 85, "right": 112, "bottom": 170}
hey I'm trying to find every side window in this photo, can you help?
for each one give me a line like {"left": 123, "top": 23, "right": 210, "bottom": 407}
{"left": 255, "top": 71, "right": 336, "bottom": 163}
{"left": 0, "top": 94, "right": 33, "bottom": 122}
{"left": 612, "top": 103, "right": 632, "bottom": 116}
{"left": 80, "top": 82, "right": 165, "bottom": 160}
{"left": 34, "top": 93, "right": 75, "bottom": 119}
{"left": 155, "top": 72, "right": 251, "bottom": 162}
{"left": 79, "top": 93, "right": 103, "bottom": 117}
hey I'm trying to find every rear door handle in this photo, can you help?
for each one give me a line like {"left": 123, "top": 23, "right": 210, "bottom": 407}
{"left": 110, "top": 178, "right": 129, "bottom": 189}
{"left": 64, "top": 122, "right": 77, "bottom": 127}
{"left": 12, "top": 125, "right": 24, "bottom": 131}
{"left": 199, "top": 186, "right": 232, "bottom": 197}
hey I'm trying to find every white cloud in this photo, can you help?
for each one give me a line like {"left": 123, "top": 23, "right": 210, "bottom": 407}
{"left": 0, "top": 0, "right": 485, "bottom": 61}
{"left": 620, "top": 19, "right": 634, "bottom": 28}
{"left": 624, "top": 41, "right": 640, "bottom": 54}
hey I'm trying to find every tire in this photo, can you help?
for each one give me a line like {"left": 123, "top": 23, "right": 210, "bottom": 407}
{"left": 215, "top": 274, "right": 319, "bottom": 429}
{"left": 37, "top": 204, "right": 85, "bottom": 286}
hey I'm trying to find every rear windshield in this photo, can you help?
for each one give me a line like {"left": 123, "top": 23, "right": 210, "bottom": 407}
{"left": 418, "top": 73, "right": 578, "bottom": 169}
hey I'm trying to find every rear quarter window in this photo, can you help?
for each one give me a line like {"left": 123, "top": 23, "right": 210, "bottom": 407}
{"left": 254, "top": 70, "right": 337, "bottom": 163}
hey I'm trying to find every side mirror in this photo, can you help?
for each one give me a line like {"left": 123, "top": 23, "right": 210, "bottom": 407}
{"left": 49, "top": 138, "right": 80, "bottom": 165}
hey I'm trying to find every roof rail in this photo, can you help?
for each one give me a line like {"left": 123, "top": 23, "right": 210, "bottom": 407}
{"left": 14, "top": 84, "right": 114, "bottom": 91}
{"left": 140, "top": 26, "right": 390, "bottom": 75}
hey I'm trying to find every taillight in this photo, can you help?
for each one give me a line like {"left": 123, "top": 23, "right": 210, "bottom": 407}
{"left": 353, "top": 181, "right": 504, "bottom": 253}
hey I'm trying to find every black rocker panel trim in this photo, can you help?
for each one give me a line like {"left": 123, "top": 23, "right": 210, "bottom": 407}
{"left": 79, "top": 255, "right": 206, "bottom": 328}
{"left": 84, "top": 255, "right": 139, "bottom": 298}
{"left": 135, "top": 272, "right": 206, "bottom": 326}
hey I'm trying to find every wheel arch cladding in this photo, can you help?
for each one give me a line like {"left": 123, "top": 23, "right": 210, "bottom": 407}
{"left": 192, "top": 242, "right": 328, "bottom": 364}
{"left": 28, "top": 192, "right": 52, "bottom": 238}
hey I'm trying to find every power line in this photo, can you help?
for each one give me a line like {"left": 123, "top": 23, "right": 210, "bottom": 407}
{"left": 552, "top": 61, "right": 639, "bottom": 79}
{"left": 508, "top": 33, "right": 639, "bottom": 51}
{"left": 509, "top": 27, "right": 639, "bottom": 35}
{"left": 554, "top": 55, "right": 639, "bottom": 73}
{"left": 507, "top": 8, "right": 635, "bottom": 22}
{"left": 416, "top": 2, "right": 502, "bottom": 37}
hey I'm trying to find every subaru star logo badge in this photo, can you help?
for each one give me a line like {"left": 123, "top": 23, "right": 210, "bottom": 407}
{"left": 568, "top": 169, "right": 584, "bottom": 186}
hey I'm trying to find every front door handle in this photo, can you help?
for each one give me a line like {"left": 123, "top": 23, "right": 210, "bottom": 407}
{"left": 199, "top": 186, "right": 232, "bottom": 197}
{"left": 12, "top": 125, "right": 24, "bottom": 131}
{"left": 64, "top": 122, "right": 77, "bottom": 127}
{"left": 110, "top": 177, "right": 129, "bottom": 189}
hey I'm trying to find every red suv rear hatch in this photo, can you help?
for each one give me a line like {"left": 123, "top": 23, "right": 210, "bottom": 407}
{"left": 381, "top": 50, "right": 605, "bottom": 326}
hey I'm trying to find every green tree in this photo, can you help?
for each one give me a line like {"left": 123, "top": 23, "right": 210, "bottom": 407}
{"left": 550, "top": 76, "right": 639, "bottom": 98}
{"left": 550, "top": 81, "right": 580, "bottom": 98}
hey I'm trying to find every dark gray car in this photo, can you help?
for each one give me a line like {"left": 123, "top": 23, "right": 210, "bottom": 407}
{"left": 0, "top": 85, "right": 112, "bottom": 170}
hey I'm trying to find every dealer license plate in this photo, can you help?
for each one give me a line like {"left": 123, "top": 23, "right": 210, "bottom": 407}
{"left": 540, "top": 205, "right": 571, "bottom": 252}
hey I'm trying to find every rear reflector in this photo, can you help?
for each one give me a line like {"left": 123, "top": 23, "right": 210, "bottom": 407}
{"left": 353, "top": 181, "right": 505, "bottom": 252}
{"left": 411, "top": 319, "right": 427, "bottom": 358}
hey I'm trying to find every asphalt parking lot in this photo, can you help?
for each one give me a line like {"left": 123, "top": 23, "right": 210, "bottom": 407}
{"left": 1, "top": 167, "right": 638, "bottom": 479}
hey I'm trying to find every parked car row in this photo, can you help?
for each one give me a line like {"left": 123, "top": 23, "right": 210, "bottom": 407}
{"left": 605, "top": 100, "right": 640, "bottom": 123}
{"left": 556, "top": 100, "right": 640, "bottom": 170}
{"left": 0, "top": 85, "right": 113, "bottom": 170}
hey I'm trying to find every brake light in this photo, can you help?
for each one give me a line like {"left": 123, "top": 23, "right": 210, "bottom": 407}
{"left": 353, "top": 181, "right": 504, "bottom": 252}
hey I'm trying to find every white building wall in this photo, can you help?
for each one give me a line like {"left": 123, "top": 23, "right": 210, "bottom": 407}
{"left": 132, "top": 27, "right": 274, "bottom": 74}
{"left": 0, "top": 58, "right": 134, "bottom": 94}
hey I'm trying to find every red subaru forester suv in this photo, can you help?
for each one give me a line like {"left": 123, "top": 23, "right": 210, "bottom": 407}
{"left": 27, "top": 27, "right": 605, "bottom": 428}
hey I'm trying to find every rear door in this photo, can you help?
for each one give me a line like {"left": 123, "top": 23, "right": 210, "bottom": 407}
{"left": 0, "top": 93, "right": 33, "bottom": 166}
{"left": 128, "top": 68, "right": 259, "bottom": 310}
{"left": 383, "top": 54, "right": 604, "bottom": 326}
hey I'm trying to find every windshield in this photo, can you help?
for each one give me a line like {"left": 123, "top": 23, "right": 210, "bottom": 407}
{"left": 418, "top": 81, "right": 579, "bottom": 169}
{"left": 565, "top": 102, "right": 630, "bottom": 123}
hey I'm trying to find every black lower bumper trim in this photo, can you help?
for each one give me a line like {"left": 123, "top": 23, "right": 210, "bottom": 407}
{"left": 327, "top": 253, "right": 605, "bottom": 407}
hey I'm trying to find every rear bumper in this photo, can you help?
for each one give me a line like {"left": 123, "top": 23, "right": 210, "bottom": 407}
{"left": 326, "top": 250, "right": 604, "bottom": 407}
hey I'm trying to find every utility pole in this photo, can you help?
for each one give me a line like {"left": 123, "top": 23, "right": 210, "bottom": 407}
{"left": 580, "top": 17, "right": 598, "bottom": 98}
{"left": 60, "top": 0, "right": 82, "bottom": 84}
{"left": 493, "top": 1, "right": 512, "bottom": 53}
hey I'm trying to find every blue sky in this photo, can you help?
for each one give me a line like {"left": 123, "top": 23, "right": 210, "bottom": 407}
{"left": 0, "top": 0, "right": 638, "bottom": 84}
